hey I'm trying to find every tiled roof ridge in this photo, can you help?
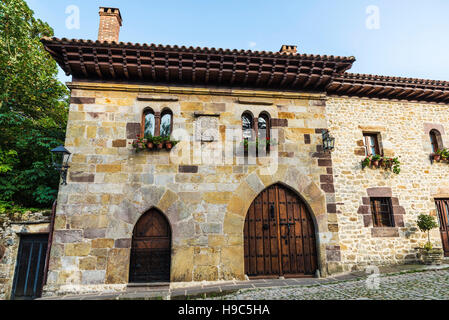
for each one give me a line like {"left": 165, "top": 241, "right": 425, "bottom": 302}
{"left": 339, "top": 72, "right": 449, "bottom": 87}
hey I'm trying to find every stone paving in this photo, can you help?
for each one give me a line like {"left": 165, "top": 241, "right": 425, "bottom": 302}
{"left": 37, "top": 264, "right": 449, "bottom": 300}
{"left": 213, "top": 267, "right": 449, "bottom": 300}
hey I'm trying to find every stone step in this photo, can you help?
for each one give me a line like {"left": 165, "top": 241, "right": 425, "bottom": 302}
{"left": 128, "top": 282, "right": 170, "bottom": 287}
{"left": 126, "top": 282, "right": 170, "bottom": 292}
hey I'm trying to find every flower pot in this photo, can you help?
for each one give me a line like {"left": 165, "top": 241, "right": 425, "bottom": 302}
{"left": 146, "top": 142, "right": 154, "bottom": 150}
{"left": 137, "top": 143, "right": 144, "bottom": 149}
{"left": 157, "top": 143, "right": 164, "bottom": 150}
{"left": 165, "top": 142, "right": 173, "bottom": 150}
{"left": 433, "top": 154, "right": 441, "bottom": 162}
{"left": 384, "top": 161, "right": 392, "bottom": 169}
{"left": 418, "top": 248, "right": 444, "bottom": 265}
{"left": 372, "top": 160, "right": 380, "bottom": 168}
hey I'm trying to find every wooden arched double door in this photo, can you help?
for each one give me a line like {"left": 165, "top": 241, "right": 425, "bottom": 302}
{"left": 129, "top": 209, "right": 171, "bottom": 283}
{"left": 244, "top": 184, "right": 318, "bottom": 278}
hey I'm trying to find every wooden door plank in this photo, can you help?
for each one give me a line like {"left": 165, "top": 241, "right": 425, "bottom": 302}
{"left": 130, "top": 209, "right": 171, "bottom": 283}
{"left": 248, "top": 202, "right": 256, "bottom": 276}
{"left": 273, "top": 185, "right": 284, "bottom": 276}
{"left": 286, "top": 191, "right": 297, "bottom": 273}
{"left": 436, "top": 199, "right": 449, "bottom": 257}
{"left": 278, "top": 187, "right": 290, "bottom": 274}
{"left": 269, "top": 186, "right": 280, "bottom": 275}
{"left": 244, "top": 209, "right": 249, "bottom": 275}
{"left": 255, "top": 193, "right": 265, "bottom": 275}
{"left": 262, "top": 189, "right": 271, "bottom": 274}
{"left": 300, "top": 203, "right": 312, "bottom": 274}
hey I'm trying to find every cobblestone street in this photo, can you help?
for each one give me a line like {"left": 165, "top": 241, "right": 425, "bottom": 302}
{"left": 37, "top": 265, "right": 449, "bottom": 300}
{"left": 213, "top": 269, "right": 449, "bottom": 300}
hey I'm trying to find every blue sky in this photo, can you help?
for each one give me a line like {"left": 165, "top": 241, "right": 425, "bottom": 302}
{"left": 27, "top": 0, "right": 449, "bottom": 83}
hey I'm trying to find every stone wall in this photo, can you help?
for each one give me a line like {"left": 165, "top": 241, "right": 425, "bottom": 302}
{"left": 326, "top": 96, "right": 449, "bottom": 271}
{"left": 43, "top": 83, "right": 340, "bottom": 296}
{"left": 0, "top": 211, "right": 50, "bottom": 300}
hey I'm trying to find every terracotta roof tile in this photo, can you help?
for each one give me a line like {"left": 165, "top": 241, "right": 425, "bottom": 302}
{"left": 41, "top": 37, "right": 449, "bottom": 103}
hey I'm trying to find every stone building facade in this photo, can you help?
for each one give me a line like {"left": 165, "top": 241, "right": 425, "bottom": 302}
{"left": 326, "top": 96, "right": 449, "bottom": 269}
{"left": 16, "top": 7, "right": 446, "bottom": 297}
{"left": 0, "top": 211, "right": 51, "bottom": 300}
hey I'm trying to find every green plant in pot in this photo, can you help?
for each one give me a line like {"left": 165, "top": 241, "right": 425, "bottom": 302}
{"left": 131, "top": 135, "right": 147, "bottom": 152}
{"left": 152, "top": 136, "right": 165, "bottom": 150}
{"left": 144, "top": 134, "right": 154, "bottom": 150}
{"left": 434, "top": 150, "right": 442, "bottom": 162}
{"left": 416, "top": 214, "right": 443, "bottom": 265}
{"left": 166, "top": 139, "right": 179, "bottom": 150}
{"left": 162, "top": 136, "right": 172, "bottom": 150}
{"left": 361, "top": 156, "right": 371, "bottom": 169}
{"left": 390, "top": 157, "right": 401, "bottom": 175}
{"left": 370, "top": 154, "right": 382, "bottom": 168}
{"left": 439, "top": 148, "right": 449, "bottom": 161}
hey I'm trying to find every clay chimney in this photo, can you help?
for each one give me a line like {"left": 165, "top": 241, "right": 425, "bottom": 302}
{"left": 280, "top": 45, "right": 298, "bottom": 55}
{"left": 98, "top": 7, "right": 122, "bottom": 43}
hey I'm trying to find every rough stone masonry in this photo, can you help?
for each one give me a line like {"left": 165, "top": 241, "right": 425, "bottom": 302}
{"left": 3, "top": 6, "right": 445, "bottom": 298}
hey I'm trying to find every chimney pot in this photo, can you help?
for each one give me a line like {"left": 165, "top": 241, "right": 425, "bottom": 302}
{"left": 98, "top": 7, "right": 122, "bottom": 43}
{"left": 280, "top": 45, "right": 298, "bottom": 55}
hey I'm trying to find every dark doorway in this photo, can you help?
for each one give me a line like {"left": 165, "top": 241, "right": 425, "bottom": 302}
{"left": 435, "top": 199, "right": 449, "bottom": 257}
{"left": 11, "top": 234, "right": 48, "bottom": 300}
{"left": 244, "top": 184, "right": 318, "bottom": 278}
{"left": 129, "top": 208, "right": 171, "bottom": 283}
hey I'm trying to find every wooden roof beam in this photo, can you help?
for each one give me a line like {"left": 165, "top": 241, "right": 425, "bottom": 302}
{"left": 61, "top": 47, "right": 73, "bottom": 76}
{"left": 107, "top": 48, "right": 116, "bottom": 78}
{"left": 92, "top": 48, "right": 103, "bottom": 78}
{"left": 150, "top": 51, "right": 156, "bottom": 80}
{"left": 280, "top": 58, "right": 291, "bottom": 87}
{"left": 78, "top": 48, "right": 88, "bottom": 77}
{"left": 136, "top": 50, "right": 143, "bottom": 80}
{"left": 255, "top": 58, "right": 264, "bottom": 86}
{"left": 266, "top": 58, "right": 277, "bottom": 87}
{"left": 243, "top": 56, "right": 251, "bottom": 86}
{"left": 205, "top": 54, "right": 211, "bottom": 84}
{"left": 192, "top": 53, "right": 198, "bottom": 83}
{"left": 122, "top": 49, "right": 129, "bottom": 79}
{"left": 165, "top": 52, "right": 169, "bottom": 82}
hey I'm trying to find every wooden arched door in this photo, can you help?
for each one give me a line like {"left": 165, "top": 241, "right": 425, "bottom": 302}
{"left": 244, "top": 184, "right": 318, "bottom": 278}
{"left": 129, "top": 209, "right": 171, "bottom": 283}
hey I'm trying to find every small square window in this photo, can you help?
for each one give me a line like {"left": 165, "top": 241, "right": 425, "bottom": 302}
{"left": 370, "top": 198, "right": 394, "bottom": 227}
{"left": 363, "top": 133, "right": 381, "bottom": 156}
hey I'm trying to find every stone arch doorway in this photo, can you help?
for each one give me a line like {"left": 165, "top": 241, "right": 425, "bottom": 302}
{"left": 244, "top": 184, "right": 318, "bottom": 278}
{"left": 129, "top": 208, "right": 172, "bottom": 283}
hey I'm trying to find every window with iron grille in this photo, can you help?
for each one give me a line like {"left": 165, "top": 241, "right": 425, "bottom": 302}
{"left": 370, "top": 197, "right": 394, "bottom": 227}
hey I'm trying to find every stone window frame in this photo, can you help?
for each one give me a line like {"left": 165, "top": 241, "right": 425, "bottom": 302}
{"left": 160, "top": 108, "right": 174, "bottom": 137}
{"left": 429, "top": 129, "right": 443, "bottom": 154}
{"left": 241, "top": 111, "right": 273, "bottom": 157}
{"left": 370, "top": 197, "right": 395, "bottom": 228}
{"left": 424, "top": 123, "right": 445, "bottom": 155}
{"left": 357, "top": 188, "right": 405, "bottom": 238}
{"left": 141, "top": 107, "right": 174, "bottom": 138}
{"left": 362, "top": 132, "right": 383, "bottom": 156}
{"left": 241, "top": 111, "right": 255, "bottom": 141}
{"left": 257, "top": 111, "right": 271, "bottom": 142}
{"left": 241, "top": 110, "right": 272, "bottom": 141}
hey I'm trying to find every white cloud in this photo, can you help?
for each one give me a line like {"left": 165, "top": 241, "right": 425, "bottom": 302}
{"left": 248, "top": 41, "right": 257, "bottom": 48}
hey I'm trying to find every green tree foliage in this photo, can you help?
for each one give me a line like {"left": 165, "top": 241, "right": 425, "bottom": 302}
{"left": 0, "top": 0, "right": 69, "bottom": 209}
{"left": 417, "top": 214, "right": 439, "bottom": 249}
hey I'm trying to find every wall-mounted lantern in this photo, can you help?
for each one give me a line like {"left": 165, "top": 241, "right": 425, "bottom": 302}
{"left": 322, "top": 130, "right": 335, "bottom": 152}
{"left": 50, "top": 145, "right": 71, "bottom": 185}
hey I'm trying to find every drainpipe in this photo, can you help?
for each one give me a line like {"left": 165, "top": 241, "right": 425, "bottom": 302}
{"left": 42, "top": 200, "right": 57, "bottom": 286}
